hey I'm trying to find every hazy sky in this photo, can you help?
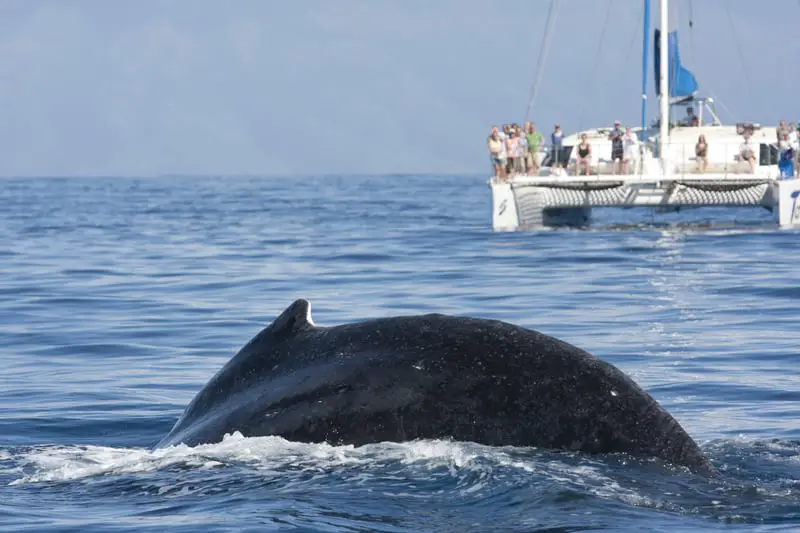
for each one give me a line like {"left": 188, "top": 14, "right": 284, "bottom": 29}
{"left": 0, "top": 0, "right": 797, "bottom": 177}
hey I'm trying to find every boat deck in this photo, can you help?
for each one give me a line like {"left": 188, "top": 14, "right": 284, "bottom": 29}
{"left": 503, "top": 171, "right": 774, "bottom": 188}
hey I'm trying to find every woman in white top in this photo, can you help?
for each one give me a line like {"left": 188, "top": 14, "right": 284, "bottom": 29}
{"left": 621, "top": 126, "right": 639, "bottom": 175}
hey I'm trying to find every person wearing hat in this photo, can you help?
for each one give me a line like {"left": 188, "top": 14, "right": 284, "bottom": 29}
{"left": 608, "top": 121, "right": 625, "bottom": 174}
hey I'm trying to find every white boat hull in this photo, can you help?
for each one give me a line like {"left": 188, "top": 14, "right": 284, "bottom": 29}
{"left": 490, "top": 174, "right": 800, "bottom": 231}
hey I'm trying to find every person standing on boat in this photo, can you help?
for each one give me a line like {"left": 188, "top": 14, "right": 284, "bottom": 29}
{"left": 525, "top": 123, "right": 543, "bottom": 176}
{"left": 777, "top": 120, "right": 789, "bottom": 143}
{"left": 788, "top": 122, "right": 799, "bottom": 149}
{"left": 505, "top": 130, "right": 522, "bottom": 177}
{"left": 517, "top": 125, "right": 529, "bottom": 175}
{"left": 487, "top": 127, "right": 506, "bottom": 182}
{"left": 498, "top": 125, "right": 509, "bottom": 174}
{"left": 622, "top": 126, "right": 639, "bottom": 175}
{"left": 551, "top": 125, "right": 564, "bottom": 174}
{"left": 791, "top": 123, "right": 800, "bottom": 177}
{"left": 778, "top": 132, "right": 795, "bottom": 179}
{"left": 778, "top": 132, "right": 792, "bottom": 152}
{"left": 608, "top": 121, "right": 625, "bottom": 175}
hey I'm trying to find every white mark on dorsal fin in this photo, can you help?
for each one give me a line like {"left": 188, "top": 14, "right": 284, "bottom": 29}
{"left": 306, "top": 300, "right": 315, "bottom": 326}
{"left": 610, "top": 389, "right": 619, "bottom": 397}
{"left": 269, "top": 299, "right": 315, "bottom": 336}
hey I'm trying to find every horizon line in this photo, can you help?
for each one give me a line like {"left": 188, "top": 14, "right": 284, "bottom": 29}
{"left": 0, "top": 172, "right": 488, "bottom": 180}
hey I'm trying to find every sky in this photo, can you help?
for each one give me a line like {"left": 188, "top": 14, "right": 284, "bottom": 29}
{"left": 0, "top": 0, "right": 798, "bottom": 177}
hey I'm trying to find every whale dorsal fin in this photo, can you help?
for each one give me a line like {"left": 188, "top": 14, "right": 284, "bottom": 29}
{"left": 268, "top": 299, "right": 316, "bottom": 337}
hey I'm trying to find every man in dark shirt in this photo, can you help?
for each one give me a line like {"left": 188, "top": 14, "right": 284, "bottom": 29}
{"left": 608, "top": 121, "right": 624, "bottom": 175}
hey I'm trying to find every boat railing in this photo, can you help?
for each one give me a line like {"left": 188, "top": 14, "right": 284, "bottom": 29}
{"left": 517, "top": 139, "right": 790, "bottom": 182}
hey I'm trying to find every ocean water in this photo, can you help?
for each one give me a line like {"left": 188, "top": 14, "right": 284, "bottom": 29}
{"left": 0, "top": 175, "right": 798, "bottom": 532}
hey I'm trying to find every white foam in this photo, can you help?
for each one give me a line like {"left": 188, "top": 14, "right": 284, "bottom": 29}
{"left": 7, "top": 435, "right": 493, "bottom": 485}
{"left": 1, "top": 434, "right": 673, "bottom": 509}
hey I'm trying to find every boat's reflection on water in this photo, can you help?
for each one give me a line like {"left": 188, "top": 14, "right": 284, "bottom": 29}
{"left": 512, "top": 206, "right": 784, "bottom": 235}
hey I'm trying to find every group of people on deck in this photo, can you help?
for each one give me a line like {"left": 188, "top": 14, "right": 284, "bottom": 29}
{"left": 691, "top": 127, "right": 753, "bottom": 174}
{"left": 697, "top": 119, "right": 799, "bottom": 176}
{"left": 487, "top": 121, "right": 640, "bottom": 181}
{"left": 486, "top": 123, "right": 545, "bottom": 181}
{"left": 489, "top": 113, "right": 800, "bottom": 181}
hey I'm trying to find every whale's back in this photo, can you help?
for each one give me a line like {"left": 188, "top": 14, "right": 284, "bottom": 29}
{"left": 155, "top": 300, "right": 712, "bottom": 474}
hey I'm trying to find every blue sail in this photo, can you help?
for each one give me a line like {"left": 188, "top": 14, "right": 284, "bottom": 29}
{"left": 653, "top": 29, "right": 699, "bottom": 104}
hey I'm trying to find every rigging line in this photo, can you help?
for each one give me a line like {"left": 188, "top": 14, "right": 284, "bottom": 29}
{"left": 713, "top": 96, "right": 736, "bottom": 123}
{"left": 622, "top": 3, "right": 645, "bottom": 124}
{"left": 665, "top": 0, "right": 682, "bottom": 127}
{"left": 683, "top": 0, "right": 697, "bottom": 104}
{"left": 524, "top": 0, "right": 560, "bottom": 121}
{"left": 579, "top": 0, "right": 642, "bottom": 129}
{"left": 723, "top": 6, "right": 753, "bottom": 109}
{"left": 683, "top": 0, "right": 731, "bottom": 123}
{"left": 524, "top": 0, "right": 559, "bottom": 120}
{"left": 576, "top": 0, "right": 615, "bottom": 131}
{"left": 687, "top": 0, "right": 695, "bottom": 64}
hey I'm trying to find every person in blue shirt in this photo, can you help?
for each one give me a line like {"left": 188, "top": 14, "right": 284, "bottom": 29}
{"left": 551, "top": 124, "right": 564, "bottom": 173}
{"left": 778, "top": 132, "right": 794, "bottom": 178}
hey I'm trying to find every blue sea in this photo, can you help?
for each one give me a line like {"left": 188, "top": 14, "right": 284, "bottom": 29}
{"left": 0, "top": 175, "right": 798, "bottom": 532}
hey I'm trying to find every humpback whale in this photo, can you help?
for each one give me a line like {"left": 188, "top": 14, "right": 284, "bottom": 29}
{"left": 155, "top": 299, "right": 712, "bottom": 473}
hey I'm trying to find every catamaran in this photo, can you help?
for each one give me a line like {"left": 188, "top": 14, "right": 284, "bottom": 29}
{"left": 489, "top": 0, "right": 800, "bottom": 231}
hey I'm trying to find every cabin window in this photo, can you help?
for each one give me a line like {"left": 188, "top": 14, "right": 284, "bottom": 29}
{"left": 759, "top": 144, "right": 778, "bottom": 166}
{"left": 541, "top": 146, "right": 574, "bottom": 168}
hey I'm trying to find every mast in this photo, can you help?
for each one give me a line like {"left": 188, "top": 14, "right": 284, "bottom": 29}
{"left": 640, "top": 0, "right": 650, "bottom": 142}
{"left": 658, "top": 0, "right": 669, "bottom": 168}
